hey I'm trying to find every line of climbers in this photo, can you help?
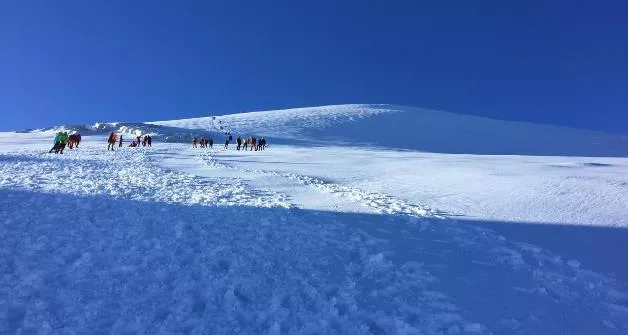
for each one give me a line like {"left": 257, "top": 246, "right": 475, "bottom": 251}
{"left": 107, "top": 132, "right": 152, "bottom": 150}
{"left": 192, "top": 135, "right": 267, "bottom": 151}
{"left": 192, "top": 136, "right": 214, "bottom": 148}
{"left": 48, "top": 131, "right": 82, "bottom": 154}
{"left": 48, "top": 131, "right": 265, "bottom": 153}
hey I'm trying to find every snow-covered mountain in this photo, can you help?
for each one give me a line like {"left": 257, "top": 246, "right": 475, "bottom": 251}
{"left": 28, "top": 104, "right": 628, "bottom": 156}
{"left": 2, "top": 104, "right": 628, "bottom": 334}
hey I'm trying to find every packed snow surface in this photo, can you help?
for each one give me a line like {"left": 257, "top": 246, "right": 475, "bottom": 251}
{"left": 2, "top": 104, "right": 628, "bottom": 334}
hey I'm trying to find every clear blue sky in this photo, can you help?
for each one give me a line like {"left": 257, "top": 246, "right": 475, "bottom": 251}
{"left": 1, "top": 0, "right": 627, "bottom": 133}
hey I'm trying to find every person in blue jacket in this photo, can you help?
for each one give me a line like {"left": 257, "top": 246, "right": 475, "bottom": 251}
{"left": 49, "top": 132, "right": 62, "bottom": 154}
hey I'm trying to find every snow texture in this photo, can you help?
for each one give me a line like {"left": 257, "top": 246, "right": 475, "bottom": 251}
{"left": 1, "top": 104, "right": 628, "bottom": 334}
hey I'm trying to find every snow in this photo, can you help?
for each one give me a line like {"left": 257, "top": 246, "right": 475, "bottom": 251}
{"left": 151, "top": 104, "right": 628, "bottom": 157}
{"left": 175, "top": 145, "right": 628, "bottom": 227}
{"left": 1, "top": 104, "right": 628, "bottom": 334}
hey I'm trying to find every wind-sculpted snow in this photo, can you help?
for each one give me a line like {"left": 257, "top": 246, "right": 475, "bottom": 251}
{"left": 0, "top": 149, "right": 289, "bottom": 209}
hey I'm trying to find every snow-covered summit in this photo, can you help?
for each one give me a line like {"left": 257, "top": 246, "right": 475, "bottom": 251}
{"left": 152, "top": 104, "right": 628, "bottom": 156}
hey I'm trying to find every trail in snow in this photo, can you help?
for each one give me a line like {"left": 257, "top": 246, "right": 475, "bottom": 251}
{"left": 195, "top": 150, "right": 435, "bottom": 218}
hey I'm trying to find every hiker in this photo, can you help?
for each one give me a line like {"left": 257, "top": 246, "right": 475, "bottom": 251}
{"left": 107, "top": 132, "right": 117, "bottom": 151}
{"left": 251, "top": 137, "right": 257, "bottom": 151}
{"left": 67, "top": 134, "right": 75, "bottom": 149}
{"left": 147, "top": 135, "right": 152, "bottom": 147}
{"left": 58, "top": 132, "right": 69, "bottom": 154}
{"left": 192, "top": 137, "right": 197, "bottom": 148}
{"left": 49, "top": 132, "right": 62, "bottom": 153}
{"left": 260, "top": 137, "right": 267, "bottom": 150}
{"left": 236, "top": 136, "right": 242, "bottom": 150}
{"left": 129, "top": 140, "right": 137, "bottom": 147}
{"left": 75, "top": 133, "right": 81, "bottom": 148}
{"left": 209, "top": 138, "right": 213, "bottom": 148}
{"left": 224, "top": 138, "right": 229, "bottom": 150}
{"left": 68, "top": 133, "right": 81, "bottom": 149}
{"left": 142, "top": 136, "right": 148, "bottom": 147}
{"left": 118, "top": 135, "right": 123, "bottom": 147}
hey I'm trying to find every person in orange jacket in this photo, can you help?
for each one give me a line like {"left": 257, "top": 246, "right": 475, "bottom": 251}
{"left": 107, "top": 132, "right": 117, "bottom": 151}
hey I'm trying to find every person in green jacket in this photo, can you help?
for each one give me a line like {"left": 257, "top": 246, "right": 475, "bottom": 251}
{"left": 59, "top": 132, "right": 69, "bottom": 154}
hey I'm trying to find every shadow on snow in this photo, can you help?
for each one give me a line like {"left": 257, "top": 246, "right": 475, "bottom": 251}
{"left": 1, "top": 188, "right": 627, "bottom": 334}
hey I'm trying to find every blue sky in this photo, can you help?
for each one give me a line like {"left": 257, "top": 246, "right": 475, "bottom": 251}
{"left": 1, "top": 0, "right": 627, "bottom": 133}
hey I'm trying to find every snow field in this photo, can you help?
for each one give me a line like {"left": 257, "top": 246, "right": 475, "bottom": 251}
{"left": 0, "top": 136, "right": 626, "bottom": 334}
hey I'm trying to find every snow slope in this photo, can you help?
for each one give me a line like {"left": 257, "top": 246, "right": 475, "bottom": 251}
{"left": 2, "top": 105, "right": 628, "bottom": 334}
{"left": 175, "top": 145, "right": 628, "bottom": 227}
{"left": 151, "top": 104, "right": 628, "bottom": 156}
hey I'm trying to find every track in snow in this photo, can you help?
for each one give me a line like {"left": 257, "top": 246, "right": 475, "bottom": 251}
{"left": 196, "top": 150, "right": 436, "bottom": 218}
